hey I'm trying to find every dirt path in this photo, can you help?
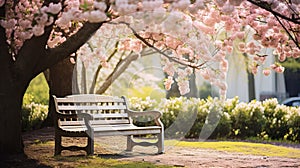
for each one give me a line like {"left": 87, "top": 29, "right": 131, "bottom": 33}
{"left": 2, "top": 127, "right": 300, "bottom": 168}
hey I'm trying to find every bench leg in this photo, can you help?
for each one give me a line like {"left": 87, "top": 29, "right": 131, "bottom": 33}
{"left": 86, "top": 132, "right": 94, "bottom": 155}
{"left": 54, "top": 133, "right": 62, "bottom": 156}
{"left": 157, "top": 131, "right": 164, "bottom": 154}
{"left": 126, "top": 135, "right": 134, "bottom": 151}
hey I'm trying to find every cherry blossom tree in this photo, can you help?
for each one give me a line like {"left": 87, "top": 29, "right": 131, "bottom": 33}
{"left": 0, "top": 0, "right": 299, "bottom": 155}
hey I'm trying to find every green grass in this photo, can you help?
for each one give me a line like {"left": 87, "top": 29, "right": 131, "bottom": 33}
{"left": 52, "top": 155, "right": 172, "bottom": 168}
{"left": 77, "top": 157, "right": 172, "bottom": 168}
{"left": 166, "top": 140, "right": 300, "bottom": 158}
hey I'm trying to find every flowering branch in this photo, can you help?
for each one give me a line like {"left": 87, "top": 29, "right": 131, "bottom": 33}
{"left": 273, "top": 14, "right": 300, "bottom": 49}
{"left": 247, "top": 0, "right": 300, "bottom": 24}
{"left": 115, "top": 21, "right": 206, "bottom": 70}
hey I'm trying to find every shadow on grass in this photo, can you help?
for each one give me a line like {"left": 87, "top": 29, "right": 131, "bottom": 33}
{"left": 0, "top": 153, "right": 52, "bottom": 168}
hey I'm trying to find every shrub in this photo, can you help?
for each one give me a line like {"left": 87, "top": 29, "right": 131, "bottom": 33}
{"left": 231, "top": 100, "right": 265, "bottom": 139}
{"left": 128, "top": 96, "right": 300, "bottom": 142}
{"left": 128, "top": 97, "right": 157, "bottom": 127}
{"left": 159, "top": 97, "right": 197, "bottom": 138}
{"left": 286, "top": 107, "right": 300, "bottom": 142}
{"left": 22, "top": 102, "right": 48, "bottom": 131}
{"left": 25, "top": 73, "right": 49, "bottom": 105}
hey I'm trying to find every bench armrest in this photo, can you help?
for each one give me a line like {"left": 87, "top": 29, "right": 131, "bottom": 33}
{"left": 127, "top": 109, "right": 163, "bottom": 127}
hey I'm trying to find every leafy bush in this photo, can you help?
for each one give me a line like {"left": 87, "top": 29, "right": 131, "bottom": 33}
{"left": 262, "top": 99, "right": 289, "bottom": 140}
{"left": 25, "top": 73, "right": 49, "bottom": 105}
{"left": 231, "top": 100, "right": 265, "bottom": 139}
{"left": 22, "top": 73, "right": 49, "bottom": 131}
{"left": 22, "top": 102, "right": 48, "bottom": 131}
{"left": 286, "top": 107, "right": 300, "bottom": 142}
{"left": 128, "top": 96, "right": 300, "bottom": 142}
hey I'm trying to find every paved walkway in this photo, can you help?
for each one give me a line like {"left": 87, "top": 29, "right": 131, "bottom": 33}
{"left": 95, "top": 136, "right": 300, "bottom": 168}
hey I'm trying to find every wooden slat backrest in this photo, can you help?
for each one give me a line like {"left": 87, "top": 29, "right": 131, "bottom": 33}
{"left": 54, "top": 94, "right": 131, "bottom": 125}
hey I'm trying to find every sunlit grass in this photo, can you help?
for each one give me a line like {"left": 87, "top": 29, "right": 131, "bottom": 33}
{"left": 77, "top": 157, "right": 172, "bottom": 168}
{"left": 166, "top": 140, "right": 300, "bottom": 158}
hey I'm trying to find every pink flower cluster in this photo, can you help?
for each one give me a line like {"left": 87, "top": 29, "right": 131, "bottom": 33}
{"left": 0, "top": 1, "right": 61, "bottom": 52}
{"left": 1, "top": 0, "right": 300, "bottom": 97}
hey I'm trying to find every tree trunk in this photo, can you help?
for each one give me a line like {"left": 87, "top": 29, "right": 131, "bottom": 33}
{"left": 43, "top": 58, "right": 75, "bottom": 127}
{"left": 0, "top": 57, "right": 26, "bottom": 156}
{"left": 248, "top": 72, "right": 256, "bottom": 101}
{"left": 284, "top": 68, "right": 300, "bottom": 97}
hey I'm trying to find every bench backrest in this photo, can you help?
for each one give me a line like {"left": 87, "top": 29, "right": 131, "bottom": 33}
{"left": 53, "top": 94, "right": 131, "bottom": 126}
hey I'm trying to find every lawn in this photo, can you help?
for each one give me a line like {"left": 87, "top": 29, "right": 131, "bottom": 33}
{"left": 166, "top": 140, "right": 300, "bottom": 158}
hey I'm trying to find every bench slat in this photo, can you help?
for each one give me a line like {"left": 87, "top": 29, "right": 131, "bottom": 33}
{"left": 60, "top": 124, "right": 161, "bottom": 135}
{"left": 56, "top": 95, "right": 125, "bottom": 103}
{"left": 57, "top": 113, "right": 128, "bottom": 119}
{"left": 92, "top": 113, "right": 128, "bottom": 118}
{"left": 59, "top": 119, "right": 130, "bottom": 126}
{"left": 57, "top": 105, "right": 127, "bottom": 111}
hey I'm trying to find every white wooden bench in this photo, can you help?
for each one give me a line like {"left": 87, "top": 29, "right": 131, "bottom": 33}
{"left": 53, "top": 94, "right": 164, "bottom": 155}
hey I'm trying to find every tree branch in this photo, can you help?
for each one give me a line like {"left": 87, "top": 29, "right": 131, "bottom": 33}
{"left": 247, "top": 0, "right": 300, "bottom": 24}
{"left": 95, "top": 50, "right": 156, "bottom": 94}
{"left": 89, "top": 41, "right": 119, "bottom": 93}
{"left": 114, "top": 22, "right": 205, "bottom": 69}
{"left": 39, "top": 22, "right": 104, "bottom": 73}
{"left": 273, "top": 14, "right": 300, "bottom": 49}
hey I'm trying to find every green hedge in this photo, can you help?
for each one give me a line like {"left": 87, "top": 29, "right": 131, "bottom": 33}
{"left": 128, "top": 96, "right": 300, "bottom": 142}
{"left": 22, "top": 93, "right": 48, "bottom": 131}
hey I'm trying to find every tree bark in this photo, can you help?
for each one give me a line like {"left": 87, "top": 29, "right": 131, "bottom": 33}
{"left": 0, "top": 4, "right": 104, "bottom": 155}
{"left": 248, "top": 72, "right": 256, "bottom": 101}
{"left": 0, "top": 52, "right": 27, "bottom": 156}
{"left": 42, "top": 58, "right": 75, "bottom": 127}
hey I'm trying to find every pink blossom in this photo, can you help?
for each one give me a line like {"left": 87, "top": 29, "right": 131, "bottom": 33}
{"left": 163, "top": 62, "right": 176, "bottom": 77}
{"left": 291, "top": 0, "right": 300, "bottom": 4}
{"left": 263, "top": 69, "right": 271, "bottom": 76}
{"left": 0, "top": 19, "right": 17, "bottom": 29}
{"left": 130, "top": 40, "right": 143, "bottom": 53}
{"left": 216, "top": 81, "right": 228, "bottom": 91}
{"left": 32, "top": 25, "right": 44, "bottom": 36}
{"left": 47, "top": 3, "right": 62, "bottom": 14}
{"left": 200, "top": 69, "right": 210, "bottom": 80}
{"left": 215, "top": 0, "right": 227, "bottom": 7}
{"left": 238, "top": 42, "right": 246, "bottom": 52}
{"left": 236, "top": 32, "right": 245, "bottom": 39}
{"left": 185, "top": 68, "right": 193, "bottom": 75}
{"left": 278, "top": 54, "right": 286, "bottom": 62}
{"left": 275, "top": 66, "right": 285, "bottom": 73}
{"left": 177, "top": 80, "right": 190, "bottom": 95}
{"left": 48, "top": 36, "right": 66, "bottom": 48}
{"left": 165, "top": 36, "right": 182, "bottom": 49}
{"left": 270, "top": 64, "right": 277, "bottom": 70}
{"left": 94, "top": 1, "right": 107, "bottom": 11}
{"left": 19, "top": 20, "right": 32, "bottom": 28}
{"left": 164, "top": 76, "right": 174, "bottom": 90}
{"left": 101, "top": 61, "right": 109, "bottom": 68}
{"left": 252, "top": 66, "right": 258, "bottom": 75}
{"left": 172, "top": 0, "right": 190, "bottom": 10}
{"left": 83, "top": 10, "right": 107, "bottom": 23}
{"left": 193, "top": 21, "right": 214, "bottom": 34}
{"left": 229, "top": 0, "right": 245, "bottom": 6}
{"left": 220, "top": 59, "right": 229, "bottom": 71}
{"left": 0, "top": 0, "right": 4, "bottom": 7}
{"left": 222, "top": 2, "right": 235, "bottom": 14}
{"left": 203, "top": 16, "right": 217, "bottom": 27}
